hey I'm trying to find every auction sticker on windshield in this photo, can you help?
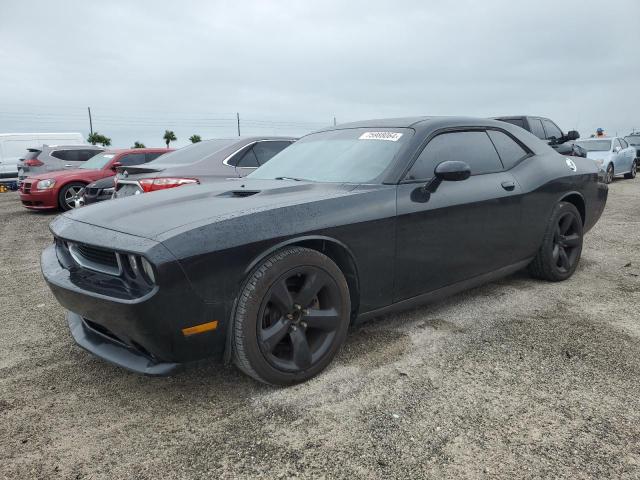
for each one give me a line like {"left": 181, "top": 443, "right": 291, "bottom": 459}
{"left": 359, "top": 132, "right": 403, "bottom": 141}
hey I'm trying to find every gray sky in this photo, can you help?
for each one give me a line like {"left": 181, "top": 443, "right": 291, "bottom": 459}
{"left": 1, "top": 0, "right": 639, "bottom": 147}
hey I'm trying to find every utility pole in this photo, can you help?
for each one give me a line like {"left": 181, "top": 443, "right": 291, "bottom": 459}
{"left": 333, "top": 116, "right": 337, "bottom": 126}
{"left": 87, "top": 107, "right": 93, "bottom": 135}
{"left": 236, "top": 112, "right": 241, "bottom": 137}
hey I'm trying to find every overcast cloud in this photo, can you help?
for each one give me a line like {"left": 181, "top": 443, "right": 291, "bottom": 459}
{"left": 0, "top": 0, "right": 638, "bottom": 147}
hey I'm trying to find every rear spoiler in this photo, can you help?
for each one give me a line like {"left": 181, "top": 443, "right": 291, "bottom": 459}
{"left": 115, "top": 165, "right": 161, "bottom": 175}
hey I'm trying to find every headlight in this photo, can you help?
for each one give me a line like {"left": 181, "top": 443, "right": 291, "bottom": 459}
{"left": 36, "top": 179, "right": 56, "bottom": 190}
{"left": 140, "top": 257, "right": 156, "bottom": 284}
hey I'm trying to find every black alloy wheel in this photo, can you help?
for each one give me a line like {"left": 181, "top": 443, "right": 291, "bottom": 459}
{"left": 529, "top": 202, "right": 583, "bottom": 282}
{"left": 258, "top": 266, "right": 342, "bottom": 372}
{"left": 624, "top": 160, "right": 637, "bottom": 179}
{"left": 606, "top": 164, "right": 614, "bottom": 184}
{"left": 552, "top": 212, "right": 582, "bottom": 273}
{"left": 233, "top": 247, "right": 350, "bottom": 385}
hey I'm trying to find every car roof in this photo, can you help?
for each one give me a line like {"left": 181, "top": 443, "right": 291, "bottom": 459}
{"left": 102, "top": 148, "right": 174, "bottom": 154}
{"left": 314, "top": 116, "right": 513, "bottom": 134}
{"left": 575, "top": 137, "right": 615, "bottom": 142}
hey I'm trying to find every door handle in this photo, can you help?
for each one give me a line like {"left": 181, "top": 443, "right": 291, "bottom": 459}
{"left": 64, "top": 164, "right": 73, "bottom": 167}
{"left": 501, "top": 180, "right": 516, "bottom": 191}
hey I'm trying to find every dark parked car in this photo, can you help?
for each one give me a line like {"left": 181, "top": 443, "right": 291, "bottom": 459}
{"left": 114, "top": 137, "right": 295, "bottom": 198}
{"left": 494, "top": 116, "right": 586, "bottom": 157}
{"left": 42, "top": 117, "right": 607, "bottom": 385}
{"left": 81, "top": 150, "right": 168, "bottom": 205}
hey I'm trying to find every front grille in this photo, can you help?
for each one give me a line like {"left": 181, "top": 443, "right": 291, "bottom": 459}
{"left": 22, "top": 182, "right": 32, "bottom": 194}
{"left": 69, "top": 243, "right": 120, "bottom": 275}
{"left": 86, "top": 187, "right": 99, "bottom": 195}
{"left": 76, "top": 244, "right": 118, "bottom": 267}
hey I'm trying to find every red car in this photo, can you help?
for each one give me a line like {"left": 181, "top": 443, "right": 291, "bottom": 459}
{"left": 19, "top": 148, "right": 172, "bottom": 211}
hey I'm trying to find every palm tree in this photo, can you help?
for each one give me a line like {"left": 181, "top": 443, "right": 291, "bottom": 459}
{"left": 189, "top": 134, "right": 202, "bottom": 143}
{"left": 163, "top": 130, "right": 177, "bottom": 148}
{"left": 87, "top": 132, "right": 111, "bottom": 147}
{"left": 132, "top": 141, "right": 146, "bottom": 148}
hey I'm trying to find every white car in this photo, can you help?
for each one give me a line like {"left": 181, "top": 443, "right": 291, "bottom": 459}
{"left": 573, "top": 137, "right": 637, "bottom": 183}
{"left": 0, "top": 132, "right": 84, "bottom": 183}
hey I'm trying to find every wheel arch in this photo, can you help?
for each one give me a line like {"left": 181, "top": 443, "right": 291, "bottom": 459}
{"left": 559, "top": 191, "right": 585, "bottom": 225}
{"left": 242, "top": 235, "right": 361, "bottom": 318}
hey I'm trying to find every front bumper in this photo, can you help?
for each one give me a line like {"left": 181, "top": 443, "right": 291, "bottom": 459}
{"left": 41, "top": 225, "right": 229, "bottom": 374}
{"left": 67, "top": 311, "right": 181, "bottom": 375}
{"left": 19, "top": 187, "right": 58, "bottom": 210}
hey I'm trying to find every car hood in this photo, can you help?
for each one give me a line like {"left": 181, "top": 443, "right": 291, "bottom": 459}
{"left": 64, "top": 179, "right": 360, "bottom": 240}
{"left": 28, "top": 168, "right": 99, "bottom": 181}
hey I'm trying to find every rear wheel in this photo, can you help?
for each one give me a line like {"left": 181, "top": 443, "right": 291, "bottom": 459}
{"left": 605, "top": 164, "right": 614, "bottom": 184}
{"left": 58, "top": 182, "right": 86, "bottom": 211}
{"left": 624, "top": 160, "right": 637, "bottom": 179}
{"left": 528, "top": 202, "right": 583, "bottom": 282}
{"left": 232, "top": 247, "right": 350, "bottom": 385}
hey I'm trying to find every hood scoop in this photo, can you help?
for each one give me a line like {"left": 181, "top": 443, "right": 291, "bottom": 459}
{"left": 227, "top": 189, "right": 261, "bottom": 198}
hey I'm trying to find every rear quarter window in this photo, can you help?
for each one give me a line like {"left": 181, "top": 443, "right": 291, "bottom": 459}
{"left": 487, "top": 130, "right": 529, "bottom": 169}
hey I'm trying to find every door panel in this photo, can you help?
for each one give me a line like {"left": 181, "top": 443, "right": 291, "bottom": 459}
{"left": 394, "top": 172, "right": 522, "bottom": 302}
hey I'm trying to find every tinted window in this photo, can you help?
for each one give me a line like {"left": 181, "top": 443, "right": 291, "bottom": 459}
{"left": 78, "top": 149, "right": 101, "bottom": 161}
{"left": 498, "top": 118, "right": 525, "bottom": 129}
{"left": 253, "top": 141, "right": 291, "bottom": 165}
{"left": 405, "top": 131, "right": 503, "bottom": 181}
{"left": 528, "top": 119, "right": 546, "bottom": 139}
{"left": 237, "top": 147, "right": 259, "bottom": 168}
{"left": 118, "top": 153, "right": 146, "bottom": 166}
{"left": 541, "top": 119, "right": 563, "bottom": 140}
{"left": 52, "top": 150, "right": 78, "bottom": 161}
{"left": 487, "top": 130, "right": 528, "bottom": 169}
{"left": 145, "top": 152, "right": 164, "bottom": 163}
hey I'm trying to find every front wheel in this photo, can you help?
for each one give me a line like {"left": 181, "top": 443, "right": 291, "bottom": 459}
{"left": 58, "top": 182, "right": 86, "bottom": 211}
{"left": 624, "top": 160, "right": 637, "bottom": 179}
{"left": 528, "top": 202, "right": 583, "bottom": 282}
{"left": 605, "top": 164, "right": 614, "bottom": 184}
{"left": 232, "top": 247, "right": 351, "bottom": 385}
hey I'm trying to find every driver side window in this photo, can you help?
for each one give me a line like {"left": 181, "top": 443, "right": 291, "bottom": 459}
{"left": 404, "top": 131, "right": 503, "bottom": 181}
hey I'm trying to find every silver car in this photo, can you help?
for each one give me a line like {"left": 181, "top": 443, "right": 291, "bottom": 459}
{"left": 17, "top": 144, "right": 104, "bottom": 183}
{"left": 573, "top": 137, "right": 637, "bottom": 183}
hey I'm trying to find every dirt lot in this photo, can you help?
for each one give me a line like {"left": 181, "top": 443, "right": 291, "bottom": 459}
{"left": 1, "top": 180, "right": 639, "bottom": 480}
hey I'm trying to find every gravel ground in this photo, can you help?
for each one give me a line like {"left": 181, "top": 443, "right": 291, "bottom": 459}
{"left": 1, "top": 180, "right": 639, "bottom": 480}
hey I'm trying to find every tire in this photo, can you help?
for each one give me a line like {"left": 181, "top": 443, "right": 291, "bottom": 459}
{"left": 232, "top": 246, "right": 351, "bottom": 386}
{"left": 605, "top": 163, "right": 614, "bottom": 184}
{"left": 58, "top": 182, "right": 86, "bottom": 211}
{"left": 528, "top": 202, "right": 583, "bottom": 282}
{"left": 624, "top": 160, "right": 637, "bottom": 179}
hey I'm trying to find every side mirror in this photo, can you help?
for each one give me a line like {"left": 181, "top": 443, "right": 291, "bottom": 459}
{"left": 614, "top": 146, "right": 621, "bottom": 153}
{"left": 567, "top": 130, "right": 580, "bottom": 141}
{"left": 434, "top": 160, "right": 471, "bottom": 182}
{"left": 412, "top": 161, "right": 471, "bottom": 203}
{"left": 111, "top": 161, "right": 122, "bottom": 171}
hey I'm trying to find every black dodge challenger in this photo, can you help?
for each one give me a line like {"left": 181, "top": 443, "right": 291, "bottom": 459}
{"left": 42, "top": 117, "right": 608, "bottom": 385}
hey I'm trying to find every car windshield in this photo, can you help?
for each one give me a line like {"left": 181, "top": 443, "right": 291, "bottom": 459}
{"left": 574, "top": 140, "right": 611, "bottom": 152}
{"left": 79, "top": 153, "right": 116, "bottom": 169}
{"left": 248, "top": 128, "right": 413, "bottom": 183}
{"left": 625, "top": 135, "right": 640, "bottom": 146}
{"left": 149, "top": 139, "right": 237, "bottom": 165}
